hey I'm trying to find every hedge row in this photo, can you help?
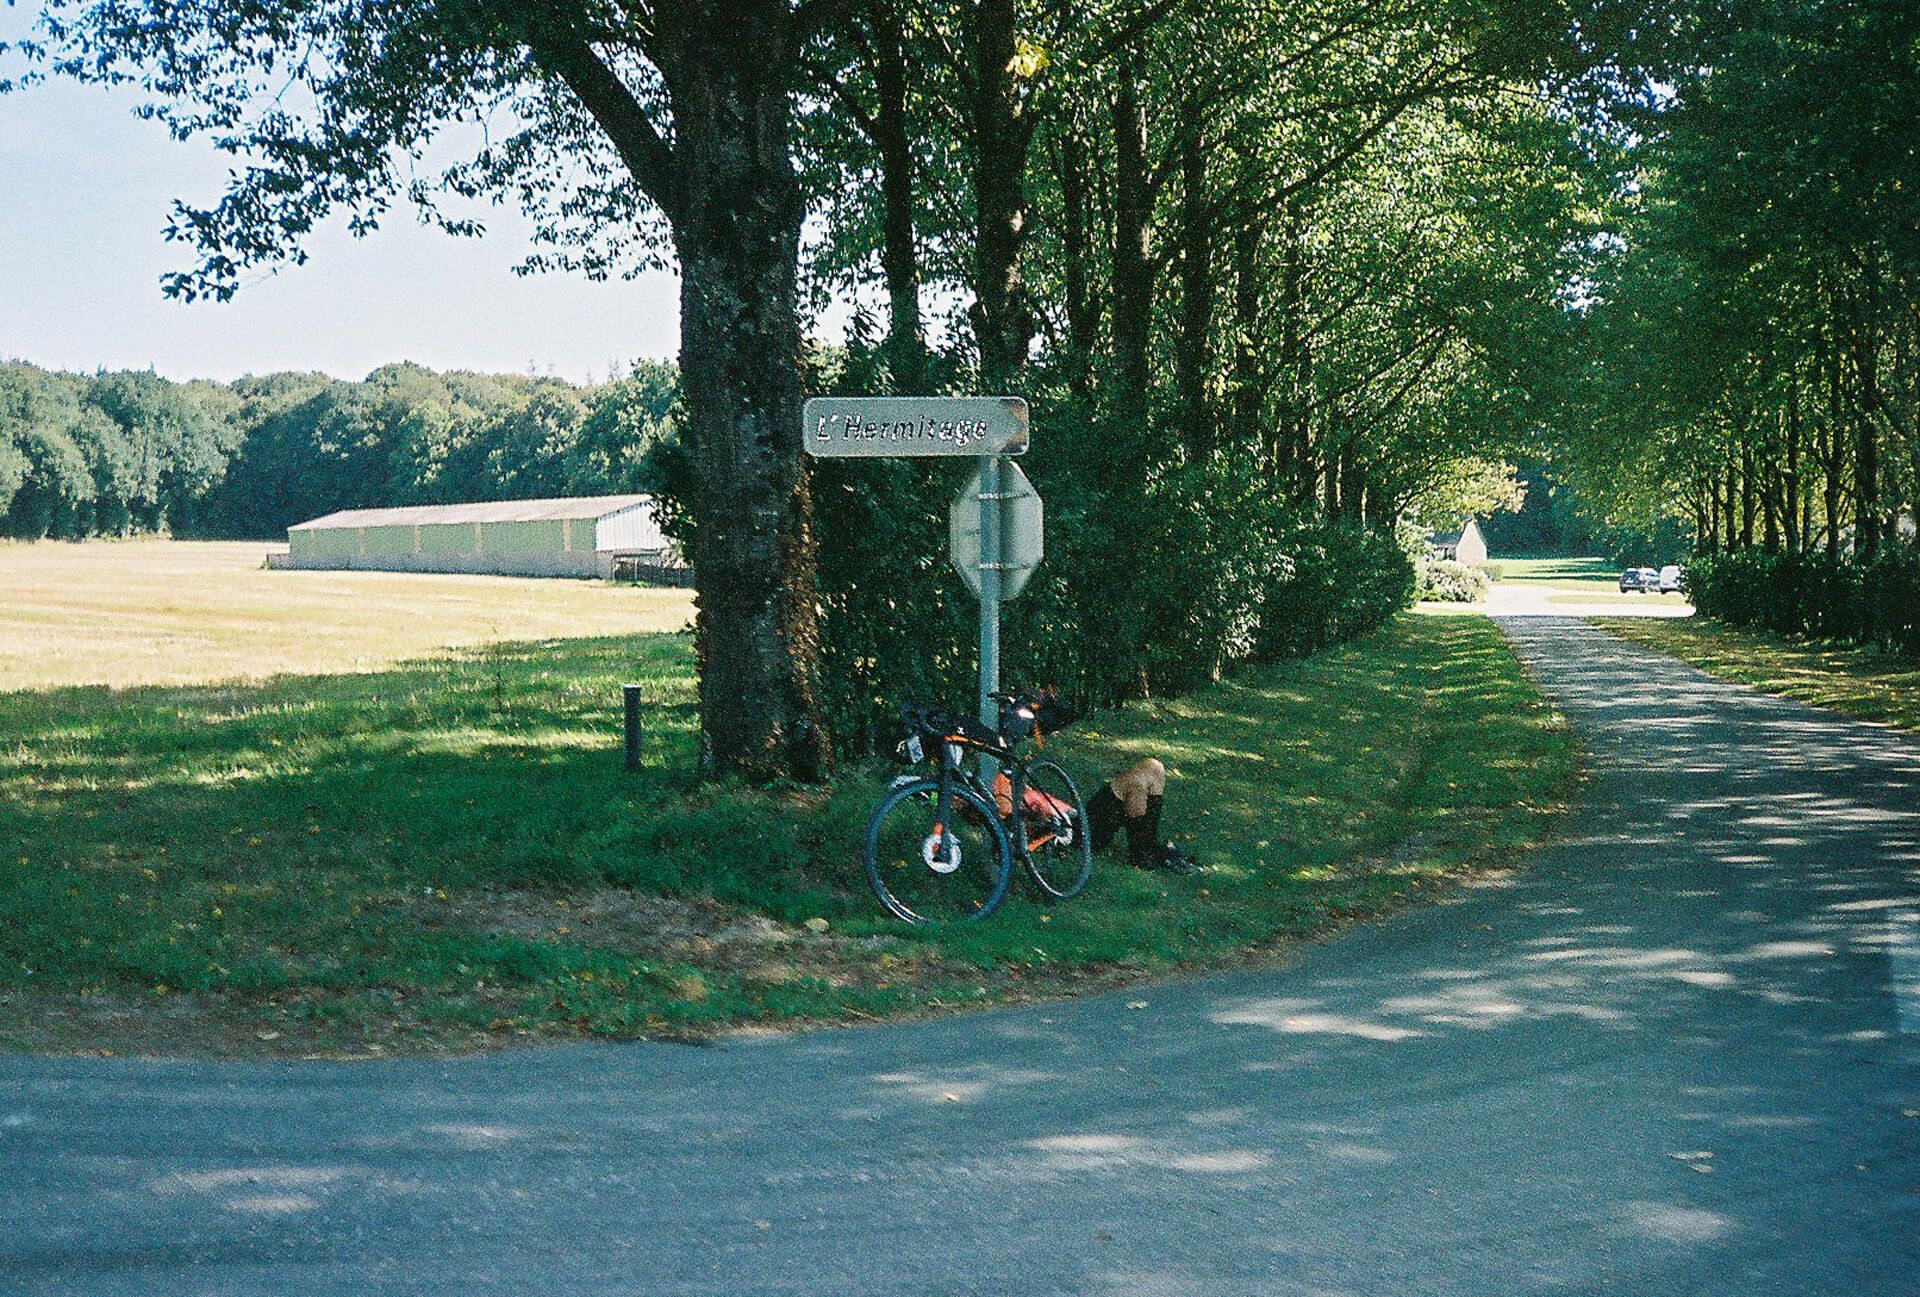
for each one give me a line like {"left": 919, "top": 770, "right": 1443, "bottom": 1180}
{"left": 1417, "top": 558, "right": 1490, "bottom": 603}
{"left": 1687, "top": 545, "right": 1920, "bottom": 657}
{"left": 803, "top": 453, "right": 1415, "bottom": 754}
{"left": 648, "top": 355, "right": 1419, "bottom": 759}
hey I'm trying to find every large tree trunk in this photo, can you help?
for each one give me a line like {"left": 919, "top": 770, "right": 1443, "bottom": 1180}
{"left": 1279, "top": 202, "right": 1315, "bottom": 501}
{"left": 539, "top": 4, "right": 829, "bottom": 782}
{"left": 1111, "top": 47, "right": 1152, "bottom": 431}
{"left": 1339, "top": 445, "right": 1365, "bottom": 521}
{"left": 1723, "top": 459, "right": 1738, "bottom": 550}
{"left": 1851, "top": 249, "right": 1881, "bottom": 558}
{"left": 870, "top": 4, "right": 924, "bottom": 389}
{"left": 1761, "top": 461, "right": 1780, "bottom": 553}
{"left": 666, "top": 9, "right": 831, "bottom": 782}
{"left": 1230, "top": 216, "right": 1265, "bottom": 455}
{"left": 1054, "top": 120, "right": 1099, "bottom": 398}
{"left": 1823, "top": 344, "right": 1844, "bottom": 557}
{"left": 1739, "top": 438, "right": 1756, "bottom": 547}
{"left": 967, "top": 0, "right": 1032, "bottom": 387}
{"left": 1783, "top": 381, "right": 1801, "bottom": 553}
{"left": 1174, "top": 93, "right": 1214, "bottom": 456}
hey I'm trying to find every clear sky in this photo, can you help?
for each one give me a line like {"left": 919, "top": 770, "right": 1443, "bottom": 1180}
{"left": 0, "top": 13, "right": 695, "bottom": 386}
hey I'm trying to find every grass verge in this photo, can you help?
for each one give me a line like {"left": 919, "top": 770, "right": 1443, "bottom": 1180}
{"left": 1592, "top": 616, "right": 1920, "bottom": 732}
{"left": 2, "top": 614, "right": 1576, "bottom": 1057}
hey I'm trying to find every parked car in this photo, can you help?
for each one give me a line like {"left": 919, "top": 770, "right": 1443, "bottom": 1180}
{"left": 1657, "top": 564, "right": 1684, "bottom": 593}
{"left": 1619, "top": 568, "right": 1656, "bottom": 592}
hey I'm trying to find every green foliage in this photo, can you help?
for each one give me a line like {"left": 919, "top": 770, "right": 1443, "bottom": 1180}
{"left": 1419, "top": 558, "right": 1491, "bottom": 602}
{"left": 635, "top": 344, "right": 1416, "bottom": 754}
{"left": 1560, "top": 0, "right": 1919, "bottom": 553}
{"left": 1255, "top": 520, "right": 1416, "bottom": 657}
{"left": 0, "top": 360, "right": 680, "bottom": 541}
{"left": 1686, "top": 544, "right": 1920, "bottom": 658}
{"left": 6, "top": 0, "right": 1672, "bottom": 787}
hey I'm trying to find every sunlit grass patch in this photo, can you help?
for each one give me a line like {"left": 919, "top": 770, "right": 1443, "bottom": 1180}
{"left": 1485, "top": 556, "right": 1619, "bottom": 583}
{"left": 1, "top": 609, "right": 1577, "bottom": 1055}
{"left": 1592, "top": 616, "right": 1920, "bottom": 732}
{"left": 1547, "top": 590, "right": 1688, "bottom": 606}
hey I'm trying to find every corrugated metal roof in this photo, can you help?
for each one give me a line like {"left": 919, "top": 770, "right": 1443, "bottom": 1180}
{"left": 289, "top": 495, "right": 655, "bottom": 530}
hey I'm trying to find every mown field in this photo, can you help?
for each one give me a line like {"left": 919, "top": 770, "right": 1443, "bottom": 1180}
{"left": 0, "top": 538, "right": 695, "bottom": 690}
{"left": 1, "top": 541, "right": 1579, "bottom": 1056}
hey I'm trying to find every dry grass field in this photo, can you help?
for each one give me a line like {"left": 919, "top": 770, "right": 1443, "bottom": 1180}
{"left": 0, "top": 539, "right": 695, "bottom": 691}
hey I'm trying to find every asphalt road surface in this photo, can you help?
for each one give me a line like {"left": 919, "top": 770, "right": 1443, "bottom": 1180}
{"left": 5, "top": 618, "right": 1917, "bottom": 1296}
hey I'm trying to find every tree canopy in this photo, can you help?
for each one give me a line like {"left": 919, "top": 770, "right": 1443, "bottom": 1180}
{"left": 6, "top": 0, "right": 1700, "bottom": 771}
{"left": 1560, "top": 0, "right": 1919, "bottom": 556}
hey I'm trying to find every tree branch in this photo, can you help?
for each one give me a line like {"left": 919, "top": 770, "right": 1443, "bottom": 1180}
{"left": 530, "top": 30, "right": 678, "bottom": 221}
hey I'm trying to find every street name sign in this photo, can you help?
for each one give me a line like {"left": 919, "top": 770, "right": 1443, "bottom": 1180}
{"left": 949, "top": 460, "right": 1043, "bottom": 600}
{"left": 802, "top": 396, "right": 1029, "bottom": 458}
{"left": 798, "top": 392, "right": 1039, "bottom": 774}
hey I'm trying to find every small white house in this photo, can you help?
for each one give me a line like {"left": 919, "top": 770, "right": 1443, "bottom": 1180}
{"left": 273, "top": 494, "right": 675, "bottom": 579}
{"left": 1427, "top": 519, "right": 1488, "bottom": 565}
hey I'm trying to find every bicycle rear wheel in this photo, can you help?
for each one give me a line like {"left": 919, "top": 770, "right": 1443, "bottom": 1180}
{"left": 863, "top": 778, "right": 1013, "bottom": 924}
{"left": 1017, "top": 759, "right": 1093, "bottom": 900}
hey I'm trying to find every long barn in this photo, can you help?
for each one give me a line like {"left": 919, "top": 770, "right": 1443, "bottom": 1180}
{"left": 274, "top": 495, "right": 673, "bottom": 579}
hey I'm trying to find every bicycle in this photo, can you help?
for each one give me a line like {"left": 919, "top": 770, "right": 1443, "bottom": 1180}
{"left": 861, "top": 689, "right": 1093, "bottom": 925}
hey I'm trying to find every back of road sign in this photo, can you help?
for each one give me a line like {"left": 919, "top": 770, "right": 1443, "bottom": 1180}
{"left": 950, "top": 460, "right": 1043, "bottom": 600}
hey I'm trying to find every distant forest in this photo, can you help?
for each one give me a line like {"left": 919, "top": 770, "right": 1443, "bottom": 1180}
{"left": 0, "top": 358, "right": 678, "bottom": 541}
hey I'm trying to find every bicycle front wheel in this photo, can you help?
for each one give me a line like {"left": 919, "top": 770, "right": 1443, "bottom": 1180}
{"left": 863, "top": 778, "right": 1013, "bottom": 924}
{"left": 1017, "top": 759, "right": 1094, "bottom": 900}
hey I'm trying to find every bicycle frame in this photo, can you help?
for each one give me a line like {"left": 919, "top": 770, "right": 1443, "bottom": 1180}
{"left": 923, "top": 731, "right": 1055, "bottom": 864}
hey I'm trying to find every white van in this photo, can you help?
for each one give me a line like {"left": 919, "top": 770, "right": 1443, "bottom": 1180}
{"left": 1658, "top": 564, "right": 1684, "bottom": 592}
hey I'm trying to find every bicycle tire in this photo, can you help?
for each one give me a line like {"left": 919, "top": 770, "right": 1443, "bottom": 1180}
{"left": 1016, "top": 759, "right": 1094, "bottom": 900}
{"left": 862, "top": 778, "right": 1013, "bottom": 925}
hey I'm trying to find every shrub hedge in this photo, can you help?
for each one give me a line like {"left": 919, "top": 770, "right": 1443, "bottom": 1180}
{"left": 650, "top": 389, "right": 1414, "bottom": 756}
{"left": 1686, "top": 544, "right": 1920, "bottom": 657}
{"left": 1418, "top": 558, "right": 1490, "bottom": 603}
{"left": 805, "top": 452, "right": 1415, "bottom": 753}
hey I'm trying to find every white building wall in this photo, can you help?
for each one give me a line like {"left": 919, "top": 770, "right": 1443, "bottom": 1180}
{"left": 595, "top": 500, "right": 669, "bottom": 553}
{"left": 280, "top": 494, "right": 673, "bottom": 578}
{"left": 277, "top": 549, "right": 605, "bottom": 578}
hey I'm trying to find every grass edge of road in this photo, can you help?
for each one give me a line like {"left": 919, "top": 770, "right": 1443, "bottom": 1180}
{"left": 1590, "top": 616, "right": 1920, "bottom": 732}
{"left": 1, "top": 613, "right": 1579, "bottom": 1059}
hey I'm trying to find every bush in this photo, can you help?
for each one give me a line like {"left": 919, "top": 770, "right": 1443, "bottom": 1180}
{"left": 1418, "top": 558, "right": 1490, "bottom": 603}
{"left": 1687, "top": 542, "right": 1920, "bottom": 657}
{"left": 1256, "top": 519, "right": 1415, "bottom": 658}
{"left": 643, "top": 345, "right": 1418, "bottom": 758}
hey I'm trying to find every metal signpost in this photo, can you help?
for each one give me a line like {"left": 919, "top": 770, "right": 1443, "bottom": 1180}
{"left": 802, "top": 396, "right": 1038, "bottom": 772}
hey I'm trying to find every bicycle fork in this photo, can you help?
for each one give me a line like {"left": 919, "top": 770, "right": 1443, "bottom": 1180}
{"left": 922, "top": 766, "right": 961, "bottom": 875}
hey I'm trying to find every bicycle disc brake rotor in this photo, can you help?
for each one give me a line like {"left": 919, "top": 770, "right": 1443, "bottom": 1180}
{"left": 921, "top": 831, "right": 961, "bottom": 874}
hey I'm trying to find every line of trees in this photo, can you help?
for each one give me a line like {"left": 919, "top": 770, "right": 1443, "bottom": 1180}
{"left": 1565, "top": 0, "right": 1919, "bottom": 560}
{"left": 9, "top": 0, "right": 1660, "bottom": 777}
{"left": 0, "top": 360, "right": 677, "bottom": 541}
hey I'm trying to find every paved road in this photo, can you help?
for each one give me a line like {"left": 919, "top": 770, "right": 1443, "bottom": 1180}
{"left": 4, "top": 619, "right": 1917, "bottom": 1296}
